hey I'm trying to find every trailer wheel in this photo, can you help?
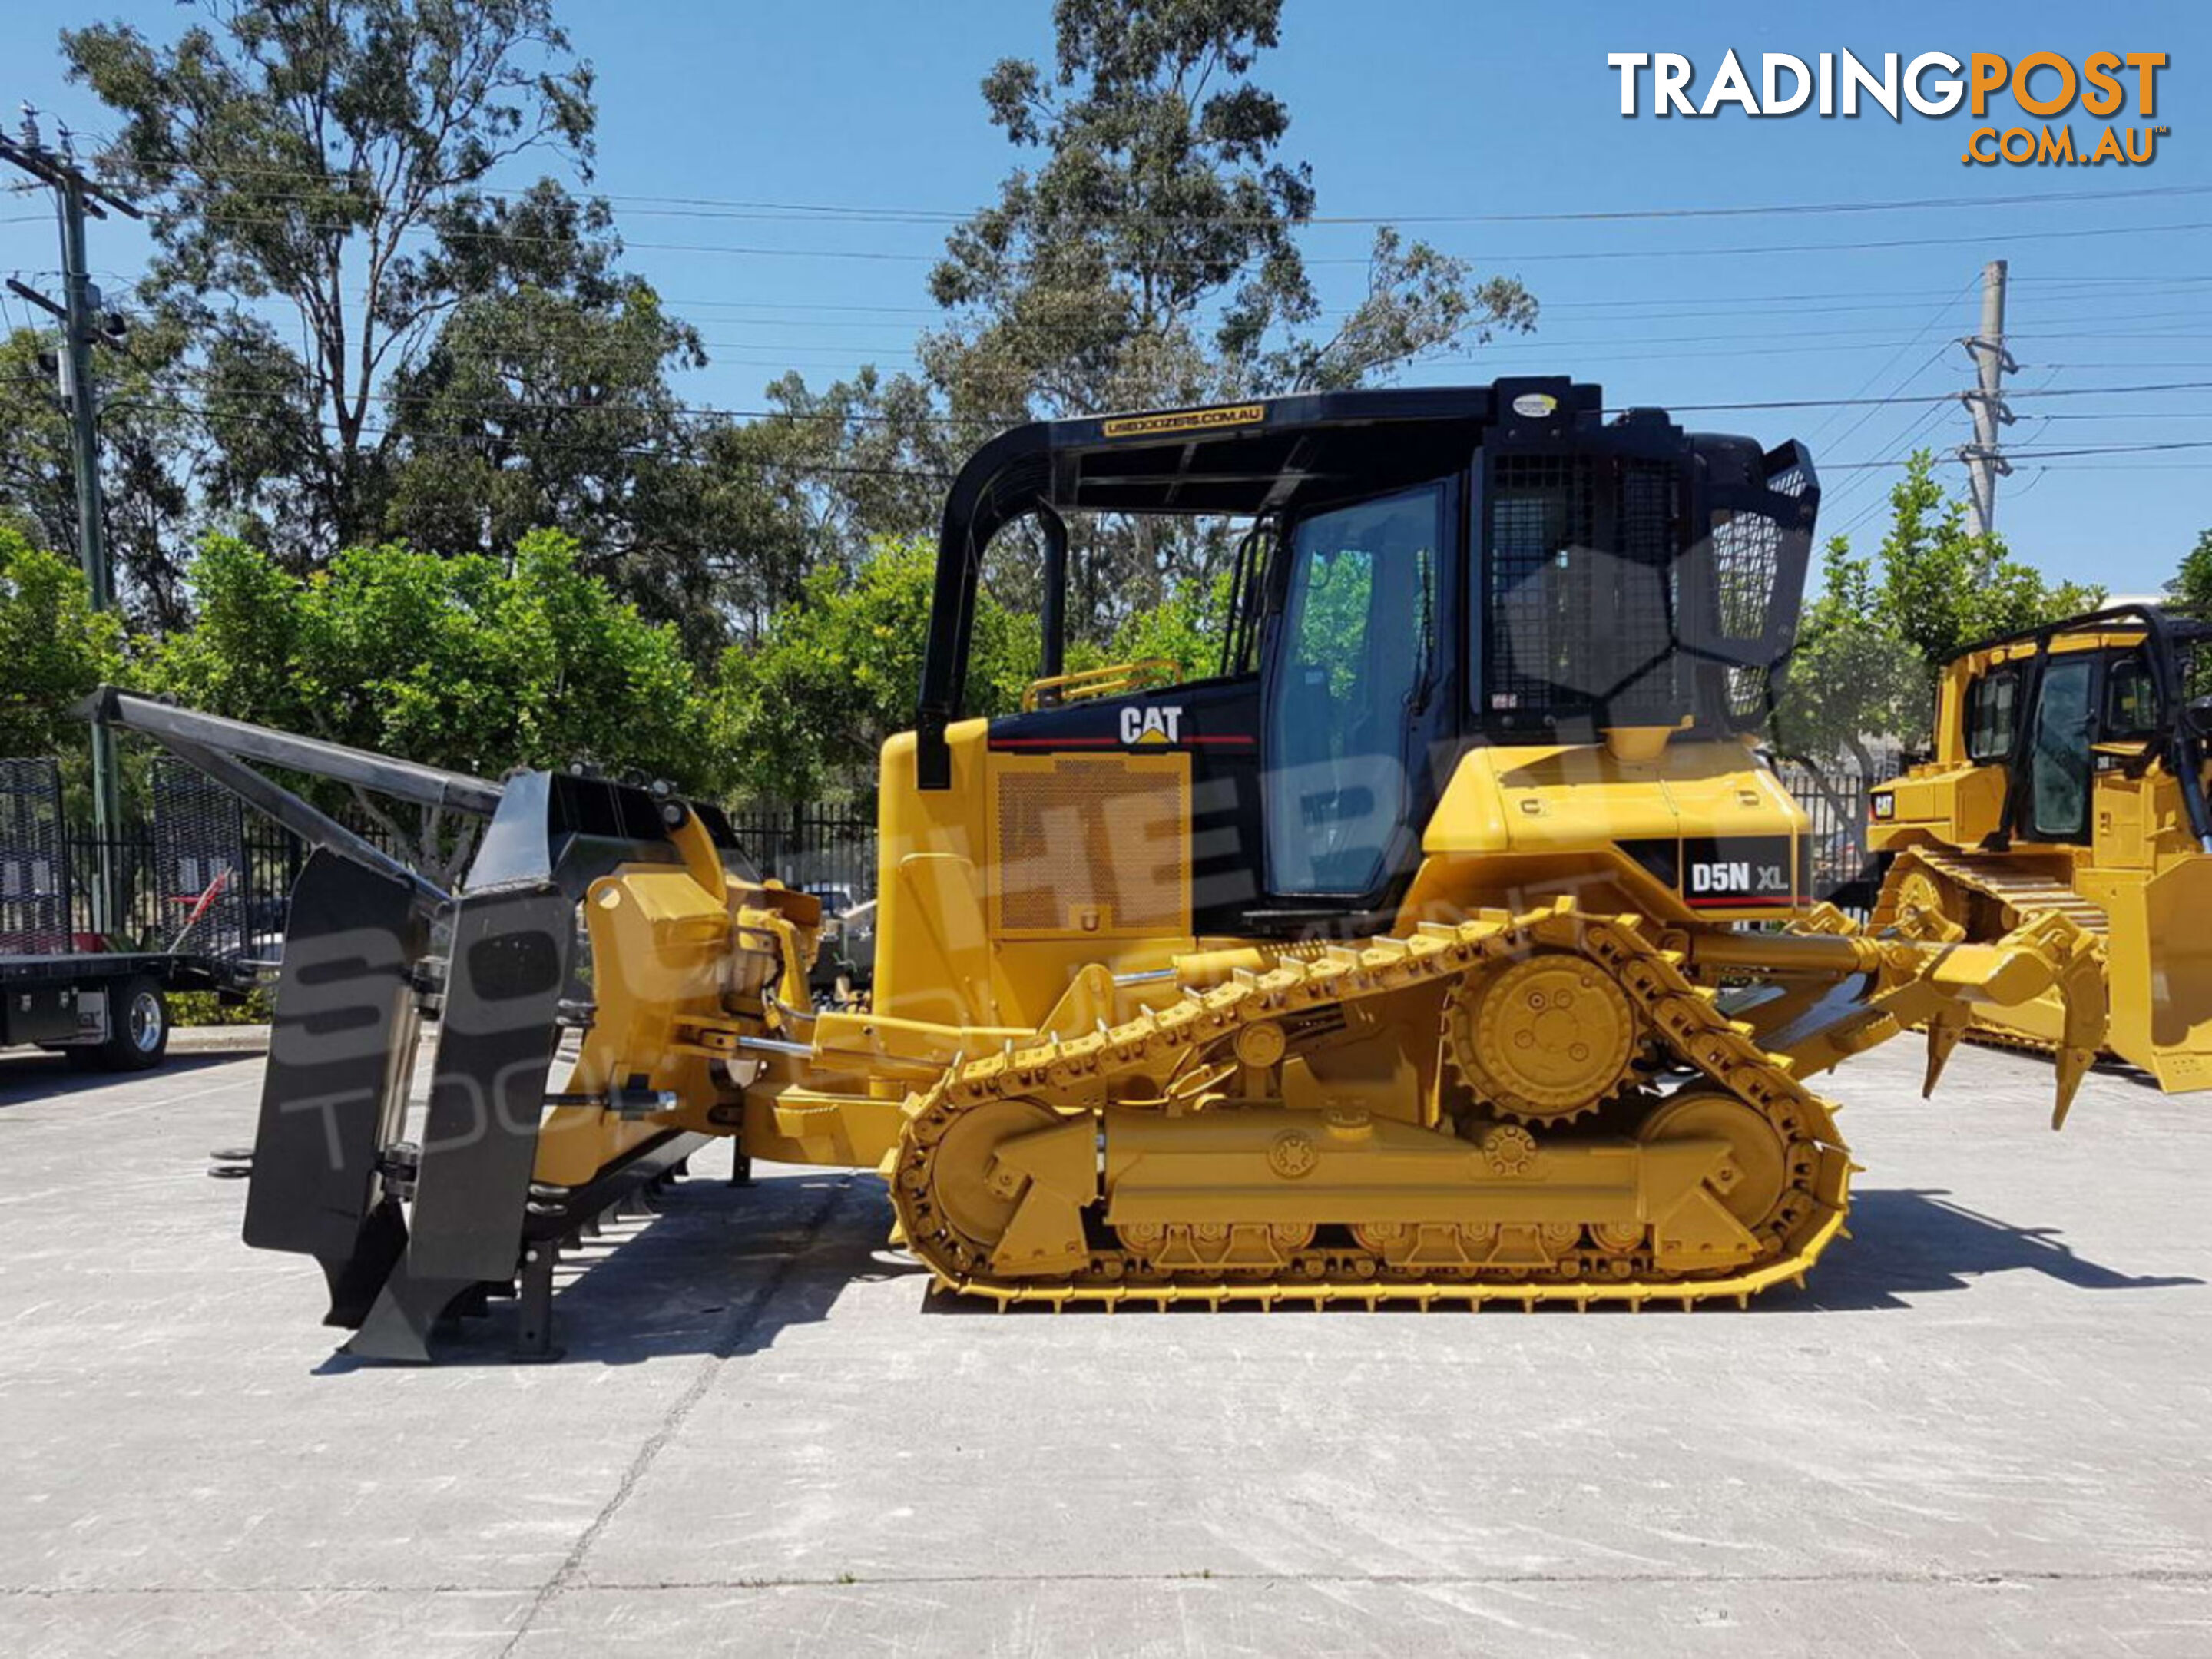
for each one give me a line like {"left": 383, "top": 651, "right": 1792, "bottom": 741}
{"left": 65, "top": 975, "right": 171, "bottom": 1072}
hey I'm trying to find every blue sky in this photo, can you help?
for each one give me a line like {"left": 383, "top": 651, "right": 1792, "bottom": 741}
{"left": 2, "top": 1, "right": 2206, "bottom": 596}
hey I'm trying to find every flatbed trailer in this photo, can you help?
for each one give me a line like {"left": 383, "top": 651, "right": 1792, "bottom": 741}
{"left": 0, "top": 950, "right": 251, "bottom": 1071}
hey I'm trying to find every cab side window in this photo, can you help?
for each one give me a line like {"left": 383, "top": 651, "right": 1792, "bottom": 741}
{"left": 1965, "top": 667, "right": 2020, "bottom": 763}
{"left": 2103, "top": 653, "right": 2161, "bottom": 740}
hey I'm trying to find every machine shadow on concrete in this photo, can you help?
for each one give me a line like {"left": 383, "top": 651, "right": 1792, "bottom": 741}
{"left": 312, "top": 1167, "right": 921, "bottom": 1373}
{"left": 1787, "top": 1187, "right": 2203, "bottom": 1310}
{"left": 0, "top": 1048, "right": 247, "bottom": 1106}
{"left": 310, "top": 1169, "right": 2201, "bottom": 1368}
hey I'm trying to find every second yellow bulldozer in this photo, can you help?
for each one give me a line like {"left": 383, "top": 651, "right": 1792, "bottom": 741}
{"left": 1869, "top": 604, "right": 2212, "bottom": 1093}
{"left": 90, "top": 378, "right": 2112, "bottom": 1359}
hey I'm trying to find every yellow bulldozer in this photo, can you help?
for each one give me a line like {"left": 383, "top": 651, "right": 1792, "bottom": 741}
{"left": 1868, "top": 604, "right": 2212, "bottom": 1093}
{"left": 84, "top": 378, "right": 2112, "bottom": 1360}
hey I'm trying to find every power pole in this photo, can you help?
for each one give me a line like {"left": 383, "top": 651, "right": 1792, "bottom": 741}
{"left": 1959, "top": 258, "right": 2014, "bottom": 540}
{"left": 2, "top": 115, "right": 142, "bottom": 937}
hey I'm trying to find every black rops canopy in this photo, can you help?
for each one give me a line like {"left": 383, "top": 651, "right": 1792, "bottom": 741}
{"left": 912, "top": 377, "right": 1810, "bottom": 787}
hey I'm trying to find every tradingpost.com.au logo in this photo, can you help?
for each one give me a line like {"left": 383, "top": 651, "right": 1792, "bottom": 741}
{"left": 1608, "top": 51, "right": 2168, "bottom": 167}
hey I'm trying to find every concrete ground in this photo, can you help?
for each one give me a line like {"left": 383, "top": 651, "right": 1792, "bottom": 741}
{"left": 1, "top": 1040, "right": 2207, "bottom": 1657}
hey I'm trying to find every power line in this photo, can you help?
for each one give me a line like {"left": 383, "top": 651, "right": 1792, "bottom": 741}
{"left": 240, "top": 303, "right": 2207, "bottom": 356}
{"left": 107, "top": 157, "right": 2212, "bottom": 226}
{"left": 1830, "top": 453, "right": 2212, "bottom": 531}
{"left": 2012, "top": 461, "right": 2212, "bottom": 471}
{"left": 1663, "top": 380, "right": 2212, "bottom": 414}
{"left": 1818, "top": 388, "right": 1961, "bottom": 525}
{"left": 2015, "top": 272, "right": 2212, "bottom": 283}
{"left": 1976, "top": 439, "right": 2212, "bottom": 459}
{"left": 71, "top": 305, "right": 2183, "bottom": 393}
{"left": 117, "top": 396, "right": 959, "bottom": 478}
{"left": 641, "top": 274, "right": 2212, "bottom": 316}
{"left": 1824, "top": 439, "right": 2212, "bottom": 471}
{"left": 32, "top": 293, "right": 2172, "bottom": 383}
{"left": 375, "top": 214, "right": 2212, "bottom": 268}
{"left": 122, "top": 394, "right": 2212, "bottom": 486}
{"left": 1808, "top": 343, "right": 1955, "bottom": 457}
{"left": 2028, "top": 409, "right": 2212, "bottom": 420}
{"left": 1801, "top": 276, "right": 1978, "bottom": 449}
{"left": 18, "top": 261, "right": 2191, "bottom": 349}
{"left": 27, "top": 190, "right": 2212, "bottom": 269}
{"left": 111, "top": 373, "right": 2212, "bottom": 433}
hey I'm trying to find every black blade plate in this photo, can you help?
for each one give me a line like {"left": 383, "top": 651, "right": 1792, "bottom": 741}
{"left": 405, "top": 886, "right": 571, "bottom": 1283}
{"left": 243, "top": 851, "right": 426, "bottom": 1285}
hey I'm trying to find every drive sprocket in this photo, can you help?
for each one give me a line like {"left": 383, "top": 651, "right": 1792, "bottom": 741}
{"left": 1442, "top": 951, "right": 1639, "bottom": 1124}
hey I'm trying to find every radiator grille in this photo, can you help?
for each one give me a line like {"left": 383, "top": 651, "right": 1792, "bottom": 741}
{"left": 994, "top": 756, "right": 1190, "bottom": 935}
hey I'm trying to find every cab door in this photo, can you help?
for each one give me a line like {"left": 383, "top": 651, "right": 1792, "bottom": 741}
{"left": 2092, "top": 648, "right": 2162, "bottom": 869}
{"left": 2024, "top": 654, "right": 2095, "bottom": 842}
{"left": 1260, "top": 482, "right": 1455, "bottom": 909}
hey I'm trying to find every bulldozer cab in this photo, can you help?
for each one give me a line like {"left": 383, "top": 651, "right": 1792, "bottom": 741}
{"left": 1926, "top": 606, "right": 2212, "bottom": 853}
{"left": 899, "top": 378, "right": 1820, "bottom": 970}
{"left": 1871, "top": 604, "right": 2212, "bottom": 1093}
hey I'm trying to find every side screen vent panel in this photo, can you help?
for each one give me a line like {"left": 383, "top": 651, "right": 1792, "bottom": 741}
{"left": 1692, "top": 439, "right": 1821, "bottom": 733}
{"left": 1710, "top": 506, "right": 1787, "bottom": 722}
{"left": 992, "top": 755, "right": 1190, "bottom": 937}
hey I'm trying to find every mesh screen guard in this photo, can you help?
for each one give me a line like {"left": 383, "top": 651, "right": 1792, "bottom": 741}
{"left": 1485, "top": 453, "right": 1683, "bottom": 727}
{"left": 0, "top": 758, "right": 68, "bottom": 952}
{"left": 1481, "top": 435, "right": 1817, "bottom": 737}
{"left": 151, "top": 757, "right": 251, "bottom": 958}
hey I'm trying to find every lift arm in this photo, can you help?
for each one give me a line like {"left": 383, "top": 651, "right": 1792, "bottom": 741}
{"left": 74, "top": 686, "right": 487, "bottom": 912}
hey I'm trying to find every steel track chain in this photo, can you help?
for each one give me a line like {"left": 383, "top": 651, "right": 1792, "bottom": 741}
{"left": 1877, "top": 848, "right": 2109, "bottom": 935}
{"left": 886, "top": 900, "right": 1856, "bottom": 1311}
{"left": 1875, "top": 850, "right": 2095, "bottom": 1059}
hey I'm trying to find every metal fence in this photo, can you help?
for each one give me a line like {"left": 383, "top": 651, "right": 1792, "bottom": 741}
{"left": 9, "top": 756, "right": 1891, "bottom": 950}
{"left": 727, "top": 804, "right": 878, "bottom": 900}
{"left": 1779, "top": 754, "right": 1896, "bottom": 908}
{"left": 727, "top": 770, "right": 1893, "bottom": 915}
{"left": 61, "top": 828, "right": 301, "bottom": 957}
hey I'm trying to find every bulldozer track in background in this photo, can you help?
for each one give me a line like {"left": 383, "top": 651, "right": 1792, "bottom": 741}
{"left": 1875, "top": 849, "right": 2108, "bottom": 1060}
{"left": 1877, "top": 849, "right": 2109, "bottom": 936}
{"left": 888, "top": 900, "right": 1856, "bottom": 1313}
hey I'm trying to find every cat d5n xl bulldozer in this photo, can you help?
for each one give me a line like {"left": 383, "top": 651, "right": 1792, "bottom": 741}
{"left": 88, "top": 378, "right": 2106, "bottom": 1362}
{"left": 1867, "top": 603, "right": 2212, "bottom": 1093}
